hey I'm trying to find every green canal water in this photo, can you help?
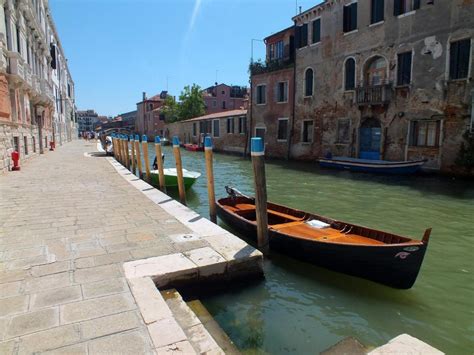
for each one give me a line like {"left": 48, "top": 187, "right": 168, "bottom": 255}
{"left": 149, "top": 145, "right": 474, "bottom": 354}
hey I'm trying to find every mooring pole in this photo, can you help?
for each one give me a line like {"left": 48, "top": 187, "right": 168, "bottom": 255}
{"left": 124, "top": 135, "right": 130, "bottom": 170}
{"left": 121, "top": 135, "right": 127, "bottom": 166}
{"left": 251, "top": 137, "right": 269, "bottom": 254}
{"left": 154, "top": 136, "right": 166, "bottom": 193}
{"left": 142, "top": 135, "right": 151, "bottom": 183}
{"left": 204, "top": 136, "right": 217, "bottom": 223}
{"left": 118, "top": 135, "right": 124, "bottom": 164}
{"left": 114, "top": 134, "right": 121, "bottom": 163}
{"left": 172, "top": 136, "right": 186, "bottom": 205}
{"left": 134, "top": 134, "right": 143, "bottom": 179}
{"left": 112, "top": 134, "right": 118, "bottom": 159}
{"left": 130, "top": 135, "right": 136, "bottom": 174}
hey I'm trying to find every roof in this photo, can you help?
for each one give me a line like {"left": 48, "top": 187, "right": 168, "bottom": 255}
{"left": 292, "top": 0, "right": 327, "bottom": 21}
{"left": 184, "top": 109, "right": 247, "bottom": 123}
{"left": 264, "top": 25, "right": 294, "bottom": 43}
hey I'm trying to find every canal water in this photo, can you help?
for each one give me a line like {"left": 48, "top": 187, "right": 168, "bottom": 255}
{"left": 148, "top": 145, "right": 474, "bottom": 354}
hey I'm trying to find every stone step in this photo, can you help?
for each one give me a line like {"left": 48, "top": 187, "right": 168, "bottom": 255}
{"left": 161, "top": 289, "right": 227, "bottom": 354}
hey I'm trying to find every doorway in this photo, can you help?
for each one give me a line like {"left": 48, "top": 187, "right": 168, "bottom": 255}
{"left": 359, "top": 118, "right": 381, "bottom": 160}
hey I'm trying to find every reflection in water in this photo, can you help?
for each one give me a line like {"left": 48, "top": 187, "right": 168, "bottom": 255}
{"left": 147, "top": 145, "right": 474, "bottom": 354}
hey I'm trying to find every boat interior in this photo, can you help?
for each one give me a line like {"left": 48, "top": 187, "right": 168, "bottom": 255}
{"left": 220, "top": 197, "right": 416, "bottom": 246}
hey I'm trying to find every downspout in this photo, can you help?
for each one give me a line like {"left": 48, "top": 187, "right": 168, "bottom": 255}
{"left": 245, "top": 68, "right": 253, "bottom": 158}
{"left": 286, "top": 20, "right": 297, "bottom": 161}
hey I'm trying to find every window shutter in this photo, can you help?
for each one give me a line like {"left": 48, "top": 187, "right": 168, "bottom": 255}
{"left": 413, "top": 0, "right": 421, "bottom": 10}
{"left": 393, "top": 0, "right": 402, "bottom": 16}
{"left": 295, "top": 26, "right": 301, "bottom": 49}
{"left": 343, "top": 6, "right": 349, "bottom": 32}
{"left": 301, "top": 24, "right": 308, "bottom": 47}
{"left": 458, "top": 39, "right": 471, "bottom": 79}
{"left": 449, "top": 42, "right": 458, "bottom": 79}
{"left": 345, "top": 59, "right": 355, "bottom": 90}
{"left": 351, "top": 3, "right": 357, "bottom": 30}
{"left": 312, "top": 19, "right": 321, "bottom": 43}
{"left": 50, "top": 43, "right": 57, "bottom": 69}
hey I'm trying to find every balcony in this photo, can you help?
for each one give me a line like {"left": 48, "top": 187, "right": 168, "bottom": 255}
{"left": 249, "top": 58, "right": 294, "bottom": 76}
{"left": 40, "top": 78, "right": 55, "bottom": 104}
{"left": 8, "top": 53, "right": 25, "bottom": 81}
{"left": 356, "top": 83, "right": 392, "bottom": 106}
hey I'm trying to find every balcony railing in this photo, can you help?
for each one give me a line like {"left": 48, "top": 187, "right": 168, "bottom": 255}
{"left": 8, "top": 54, "right": 25, "bottom": 80}
{"left": 249, "top": 58, "right": 294, "bottom": 76}
{"left": 356, "top": 83, "right": 392, "bottom": 106}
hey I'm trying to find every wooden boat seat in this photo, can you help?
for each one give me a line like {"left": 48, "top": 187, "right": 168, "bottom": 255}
{"left": 273, "top": 221, "right": 385, "bottom": 245}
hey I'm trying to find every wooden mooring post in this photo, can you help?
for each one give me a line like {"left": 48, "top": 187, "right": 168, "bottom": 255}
{"left": 172, "top": 136, "right": 186, "bottom": 205}
{"left": 204, "top": 136, "right": 217, "bottom": 223}
{"left": 251, "top": 137, "right": 269, "bottom": 254}
{"left": 124, "top": 135, "right": 130, "bottom": 170}
{"left": 130, "top": 135, "right": 136, "bottom": 174}
{"left": 154, "top": 136, "right": 166, "bottom": 192}
{"left": 112, "top": 134, "right": 118, "bottom": 160}
{"left": 118, "top": 134, "right": 124, "bottom": 165}
{"left": 134, "top": 134, "right": 143, "bottom": 179}
{"left": 142, "top": 135, "right": 151, "bottom": 183}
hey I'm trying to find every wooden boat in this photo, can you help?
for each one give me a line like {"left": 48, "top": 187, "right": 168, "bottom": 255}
{"left": 216, "top": 188, "right": 431, "bottom": 289}
{"left": 150, "top": 168, "right": 201, "bottom": 190}
{"left": 318, "top": 157, "right": 426, "bottom": 175}
{"left": 183, "top": 143, "right": 204, "bottom": 152}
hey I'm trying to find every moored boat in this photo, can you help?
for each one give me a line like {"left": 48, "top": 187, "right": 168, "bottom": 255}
{"left": 318, "top": 157, "right": 426, "bottom": 174}
{"left": 216, "top": 188, "right": 431, "bottom": 289}
{"left": 150, "top": 168, "right": 201, "bottom": 190}
{"left": 183, "top": 143, "right": 204, "bottom": 152}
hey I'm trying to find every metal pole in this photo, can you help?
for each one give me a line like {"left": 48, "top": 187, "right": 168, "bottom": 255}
{"left": 251, "top": 137, "right": 269, "bottom": 254}
{"left": 172, "top": 136, "right": 186, "bottom": 205}
{"left": 154, "top": 136, "right": 166, "bottom": 192}
{"left": 204, "top": 136, "right": 217, "bottom": 223}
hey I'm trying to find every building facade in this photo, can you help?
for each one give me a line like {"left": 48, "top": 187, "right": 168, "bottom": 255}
{"left": 0, "top": 0, "right": 75, "bottom": 172}
{"left": 135, "top": 91, "right": 168, "bottom": 140}
{"left": 77, "top": 109, "right": 99, "bottom": 133}
{"left": 166, "top": 109, "right": 248, "bottom": 154}
{"left": 202, "top": 83, "right": 248, "bottom": 115}
{"left": 291, "top": 0, "right": 473, "bottom": 174}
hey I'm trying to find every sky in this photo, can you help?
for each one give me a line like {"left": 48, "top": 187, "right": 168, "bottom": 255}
{"left": 49, "top": 0, "right": 318, "bottom": 117}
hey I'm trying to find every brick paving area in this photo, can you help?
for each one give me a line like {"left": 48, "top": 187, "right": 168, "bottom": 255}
{"left": 0, "top": 140, "right": 215, "bottom": 354}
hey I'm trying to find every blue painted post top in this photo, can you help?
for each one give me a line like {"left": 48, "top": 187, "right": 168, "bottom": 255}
{"left": 129, "top": 135, "right": 134, "bottom": 141}
{"left": 204, "top": 136, "right": 212, "bottom": 149}
{"left": 142, "top": 135, "right": 147, "bottom": 142}
{"left": 155, "top": 136, "right": 161, "bottom": 144}
{"left": 172, "top": 136, "right": 180, "bottom": 146}
{"left": 251, "top": 137, "right": 264, "bottom": 156}
{"left": 134, "top": 134, "right": 140, "bottom": 141}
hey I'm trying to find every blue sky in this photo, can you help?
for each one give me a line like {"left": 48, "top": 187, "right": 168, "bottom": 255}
{"left": 50, "top": 0, "right": 318, "bottom": 117}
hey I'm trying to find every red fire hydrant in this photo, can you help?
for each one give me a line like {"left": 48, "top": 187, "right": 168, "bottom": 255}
{"left": 49, "top": 141, "right": 55, "bottom": 151}
{"left": 11, "top": 150, "right": 20, "bottom": 171}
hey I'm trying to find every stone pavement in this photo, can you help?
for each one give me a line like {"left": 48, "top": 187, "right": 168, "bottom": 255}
{"left": 0, "top": 140, "right": 247, "bottom": 354}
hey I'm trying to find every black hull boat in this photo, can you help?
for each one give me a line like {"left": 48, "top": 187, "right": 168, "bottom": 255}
{"left": 216, "top": 190, "right": 431, "bottom": 289}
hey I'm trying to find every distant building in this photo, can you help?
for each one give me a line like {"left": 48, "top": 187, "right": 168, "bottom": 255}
{"left": 202, "top": 83, "right": 248, "bottom": 115}
{"left": 77, "top": 110, "right": 99, "bottom": 133}
{"left": 135, "top": 92, "right": 168, "bottom": 140}
{"left": 119, "top": 110, "right": 137, "bottom": 128}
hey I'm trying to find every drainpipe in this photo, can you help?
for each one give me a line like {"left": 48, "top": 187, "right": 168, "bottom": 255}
{"left": 36, "top": 106, "right": 45, "bottom": 154}
{"left": 286, "top": 20, "right": 297, "bottom": 161}
{"left": 245, "top": 76, "right": 252, "bottom": 159}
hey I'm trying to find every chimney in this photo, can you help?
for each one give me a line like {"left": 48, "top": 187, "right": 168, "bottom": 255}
{"left": 142, "top": 92, "right": 146, "bottom": 101}
{"left": 299, "top": 6, "right": 302, "bottom": 14}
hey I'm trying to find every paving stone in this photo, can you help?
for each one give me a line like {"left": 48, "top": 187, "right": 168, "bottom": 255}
{"left": 184, "top": 247, "right": 227, "bottom": 277}
{"left": 24, "top": 271, "right": 72, "bottom": 292}
{"left": 148, "top": 318, "right": 187, "bottom": 349}
{"left": 128, "top": 277, "right": 172, "bottom": 324}
{"left": 0, "top": 317, "right": 9, "bottom": 341}
{"left": 42, "top": 342, "right": 88, "bottom": 354}
{"left": 82, "top": 277, "right": 128, "bottom": 299}
{"left": 130, "top": 244, "right": 177, "bottom": 260}
{"left": 87, "top": 330, "right": 151, "bottom": 354}
{"left": 80, "top": 310, "right": 141, "bottom": 340}
{"left": 30, "top": 285, "right": 83, "bottom": 309}
{"left": 0, "top": 295, "right": 29, "bottom": 317}
{"left": 31, "top": 260, "right": 71, "bottom": 277}
{"left": 7, "top": 307, "right": 59, "bottom": 338}
{"left": 73, "top": 263, "right": 121, "bottom": 284}
{"left": 17, "top": 324, "right": 81, "bottom": 354}
{"left": 0, "top": 339, "right": 16, "bottom": 355}
{"left": 156, "top": 340, "right": 197, "bottom": 354}
{"left": 0, "top": 269, "right": 28, "bottom": 284}
{"left": 60, "top": 293, "right": 136, "bottom": 324}
{"left": 184, "top": 324, "right": 220, "bottom": 354}
{"left": 0, "top": 280, "right": 22, "bottom": 299}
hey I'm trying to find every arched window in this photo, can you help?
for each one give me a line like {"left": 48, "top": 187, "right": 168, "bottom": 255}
{"left": 304, "top": 68, "right": 313, "bottom": 96}
{"left": 344, "top": 58, "right": 356, "bottom": 90}
{"left": 365, "top": 56, "right": 387, "bottom": 86}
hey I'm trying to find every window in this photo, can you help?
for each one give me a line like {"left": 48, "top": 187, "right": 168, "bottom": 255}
{"left": 193, "top": 123, "right": 197, "bottom": 137}
{"left": 365, "top": 56, "right": 387, "bottom": 85}
{"left": 344, "top": 58, "right": 356, "bottom": 90}
{"left": 277, "top": 119, "right": 289, "bottom": 141}
{"left": 212, "top": 100, "right": 217, "bottom": 107}
{"left": 222, "top": 101, "right": 226, "bottom": 109}
{"left": 397, "top": 52, "right": 412, "bottom": 85}
{"left": 449, "top": 39, "right": 471, "bottom": 80}
{"left": 394, "top": 0, "right": 420, "bottom": 16}
{"left": 276, "top": 81, "right": 288, "bottom": 103}
{"left": 24, "top": 136, "right": 28, "bottom": 155}
{"left": 256, "top": 85, "right": 266, "bottom": 104}
{"left": 270, "top": 41, "right": 284, "bottom": 60}
{"left": 16, "top": 26, "right": 21, "bottom": 54}
{"left": 302, "top": 120, "right": 314, "bottom": 143}
{"left": 304, "top": 68, "right": 313, "bottom": 97}
{"left": 343, "top": 2, "right": 358, "bottom": 33}
{"left": 296, "top": 23, "right": 308, "bottom": 48}
{"left": 337, "top": 119, "right": 351, "bottom": 143}
{"left": 238, "top": 116, "right": 247, "bottom": 134}
{"left": 226, "top": 117, "right": 234, "bottom": 134}
{"left": 371, "top": 0, "right": 384, "bottom": 24}
{"left": 212, "top": 119, "right": 220, "bottom": 138}
{"left": 255, "top": 128, "right": 266, "bottom": 145}
{"left": 221, "top": 90, "right": 225, "bottom": 95}
{"left": 13, "top": 137, "right": 19, "bottom": 156}
{"left": 410, "top": 120, "right": 440, "bottom": 147}
{"left": 312, "top": 19, "right": 321, "bottom": 44}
